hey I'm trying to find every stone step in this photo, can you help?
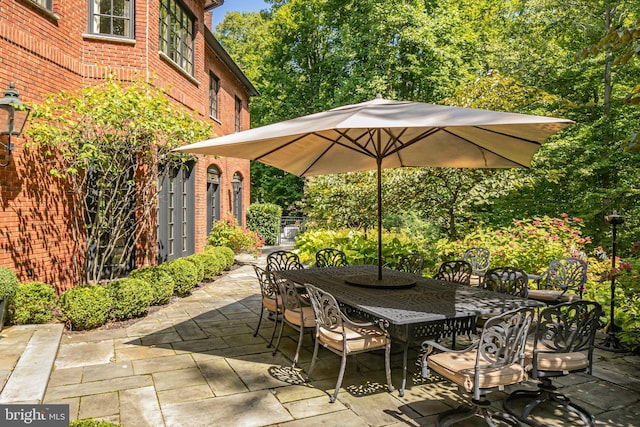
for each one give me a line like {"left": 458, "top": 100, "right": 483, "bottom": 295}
{"left": 0, "top": 324, "right": 64, "bottom": 404}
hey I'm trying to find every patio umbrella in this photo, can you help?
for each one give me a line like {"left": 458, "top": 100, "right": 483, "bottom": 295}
{"left": 176, "top": 95, "right": 573, "bottom": 283}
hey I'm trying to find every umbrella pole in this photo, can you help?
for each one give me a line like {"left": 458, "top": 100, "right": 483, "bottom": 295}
{"left": 377, "top": 157, "right": 383, "bottom": 281}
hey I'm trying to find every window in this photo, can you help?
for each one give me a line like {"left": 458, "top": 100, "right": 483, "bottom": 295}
{"left": 206, "top": 165, "right": 220, "bottom": 233}
{"left": 209, "top": 72, "right": 219, "bottom": 119}
{"left": 31, "top": 0, "right": 52, "bottom": 11}
{"left": 158, "top": 163, "right": 195, "bottom": 263}
{"left": 234, "top": 96, "right": 242, "bottom": 132}
{"left": 159, "top": 0, "right": 195, "bottom": 75}
{"left": 90, "top": 0, "right": 134, "bottom": 38}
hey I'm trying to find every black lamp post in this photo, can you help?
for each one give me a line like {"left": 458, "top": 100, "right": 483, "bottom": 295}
{"left": 598, "top": 211, "right": 627, "bottom": 352}
{"left": 0, "top": 82, "right": 32, "bottom": 167}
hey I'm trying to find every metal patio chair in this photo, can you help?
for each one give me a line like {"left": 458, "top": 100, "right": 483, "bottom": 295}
{"left": 505, "top": 300, "right": 601, "bottom": 426}
{"left": 433, "top": 260, "right": 473, "bottom": 286}
{"left": 315, "top": 248, "right": 349, "bottom": 267}
{"left": 527, "top": 257, "right": 588, "bottom": 303}
{"left": 304, "top": 283, "right": 393, "bottom": 403}
{"left": 421, "top": 307, "right": 535, "bottom": 426}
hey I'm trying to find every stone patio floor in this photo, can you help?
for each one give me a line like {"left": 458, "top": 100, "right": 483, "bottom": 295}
{"left": 1, "top": 247, "right": 639, "bottom": 426}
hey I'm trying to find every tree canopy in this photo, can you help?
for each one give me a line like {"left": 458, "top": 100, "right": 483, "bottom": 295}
{"left": 216, "top": 0, "right": 640, "bottom": 254}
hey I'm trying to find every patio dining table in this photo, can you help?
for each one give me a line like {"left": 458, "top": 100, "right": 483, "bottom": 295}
{"left": 276, "top": 265, "right": 543, "bottom": 396}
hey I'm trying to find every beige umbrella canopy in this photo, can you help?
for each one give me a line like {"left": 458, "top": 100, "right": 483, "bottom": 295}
{"left": 176, "top": 95, "right": 573, "bottom": 282}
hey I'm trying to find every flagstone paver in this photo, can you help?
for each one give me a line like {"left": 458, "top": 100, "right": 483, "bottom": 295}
{"left": 0, "top": 246, "right": 639, "bottom": 425}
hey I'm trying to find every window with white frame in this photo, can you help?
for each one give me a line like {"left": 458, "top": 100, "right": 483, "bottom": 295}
{"left": 209, "top": 72, "right": 219, "bottom": 119}
{"left": 90, "top": 0, "right": 134, "bottom": 38}
{"left": 159, "top": 0, "right": 195, "bottom": 75}
{"left": 31, "top": 0, "right": 52, "bottom": 11}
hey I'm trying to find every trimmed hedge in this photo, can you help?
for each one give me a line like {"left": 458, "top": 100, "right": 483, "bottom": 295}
{"left": 107, "top": 278, "right": 154, "bottom": 320}
{"left": 247, "top": 203, "right": 282, "bottom": 245}
{"left": 204, "top": 246, "right": 235, "bottom": 269}
{"left": 160, "top": 259, "right": 199, "bottom": 297}
{"left": 0, "top": 267, "right": 19, "bottom": 301}
{"left": 185, "top": 256, "right": 205, "bottom": 283}
{"left": 11, "top": 281, "right": 57, "bottom": 324}
{"left": 189, "top": 253, "right": 223, "bottom": 280}
{"left": 60, "top": 286, "right": 112, "bottom": 330}
{"left": 129, "top": 266, "right": 175, "bottom": 305}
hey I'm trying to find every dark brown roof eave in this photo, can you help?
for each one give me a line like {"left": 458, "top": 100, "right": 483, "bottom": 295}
{"left": 204, "top": 0, "right": 224, "bottom": 11}
{"left": 204, "top": 28, "right": 259, "bottom": 97}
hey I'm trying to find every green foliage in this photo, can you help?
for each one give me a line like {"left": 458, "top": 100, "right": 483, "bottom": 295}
{"left": 25, "top": 76, "right": 212, "bottom": 283}
{"left": 60, "top": 286, "right": 112, "bottom": 330}
{"left": 295, "top": 228, "right": 439, "bottom": 273}
{"left": 107, "top": 278, "right": 154, "bottom": 320}
{"left": 0, "top": 268, "right": 19, "bottom": 301}
{"left": 160, "top": 259, "right": 199, "bottom": 297}
{"left": 185, "top": 256, "right": 205, "bottom": 283}
{"left": 11, "top": 282, "right": 57, "bottom": 325}
{"left": 250, "top": 163, "right": 304, "bottom": 215}
{"left": 188, "top": 253, "right": 223, "bottom": 280}
{"left": 589, "top": 241, "right": 640, "bottom": 351}
{"left": 437, "top": 215, "right": 590, "bottom": 275}
{"left": 203, "top": 246, "right": 236, "bottom": 269}
{"left": 247, "top": 203, "right": 282, "bottom": 245}
{"left": 129, "top": 266, "right": 175, "bottom": 305}
{"left": 207, "top": 213, "right": 264, "bottom": 255}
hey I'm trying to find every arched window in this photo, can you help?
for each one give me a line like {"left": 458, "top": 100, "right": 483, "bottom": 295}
{"left": 206, "top": 165, "right": 221, "bottom": 233}
{"left": 231, "top": 172, "right": 243, "bottom": 226}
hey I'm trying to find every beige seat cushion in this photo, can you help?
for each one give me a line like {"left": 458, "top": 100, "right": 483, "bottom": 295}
{"left": 428, "top": 350, "right": 526, "bottom": 393}
{"left": 527, "top": 289, "right": 580, "bottom": 303}
{"left": 470, "top": 275, "right": 483, "bottom": 286}
{"left": 318, "top": 324, "right": 387, "bottom": 353}
{"left": 524, "top": 340, "right": 589, "bottom": 372}
{"left": 262, "top": 295, "right": 282, "bottom": 313}
{"left": 284, "top": 305, "right": 316, "bottom": 327}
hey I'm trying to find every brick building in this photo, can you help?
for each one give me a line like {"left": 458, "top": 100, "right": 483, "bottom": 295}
{"left": 0, "top": 0, "right": 258, "bottom": 291}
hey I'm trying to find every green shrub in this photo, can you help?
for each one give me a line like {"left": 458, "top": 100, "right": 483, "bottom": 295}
{"left": 185, "top": 256, "right": 205, "bottom": 283}
{"left": 129, "top": 266, "right": 175, "bottom": 305}
{"left": 588, "top": 241, "right": 640, "bottom": 352}
{"left": 204, "top": 246, "right": 235, "bottom": 269}
{"left": 107, "top": 278, "right": 154, "bottom": 320}
{"left": 160, "top": 259, "right": 199, "bottom": 297}
{"left": 247, "top": 203, "right": 282, "bottom": 245}
{"left": 295, "top": 228, "right": 434, "bottom": 271}
{"left": 436, "top": 215, "right": 590, "bottom": 275}
{"left": 189, "top": 253, "right": 222, "bottom": 280}
{"left": 69, "top": 419, "right": 121, "bottom": 427}
{"left": 0, "top": 267, "right": 19, "bottom": 301}
{"left": 60, "top": 286, "right": 112, "bottom": 330}
{"left": 207, "top": 213, "right": 264, "bottom": 255}
{"left": 11, "top": 282, "right": 57, "bottom": 324}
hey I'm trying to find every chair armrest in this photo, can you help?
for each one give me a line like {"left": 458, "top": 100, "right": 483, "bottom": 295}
{"left": 420, "top": 339, "right": 479, "bottom": 378}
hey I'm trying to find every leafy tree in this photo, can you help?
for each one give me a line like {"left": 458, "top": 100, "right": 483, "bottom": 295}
{"left": 26, "top": 78, "right": 211, "bottom": 284}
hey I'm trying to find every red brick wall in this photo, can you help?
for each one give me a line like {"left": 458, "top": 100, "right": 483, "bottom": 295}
{"left": 0, "top": 0, "right": 253, "bottom": 291}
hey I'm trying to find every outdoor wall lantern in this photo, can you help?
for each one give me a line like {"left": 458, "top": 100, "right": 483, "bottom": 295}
{"left": 0, "top": 82, "right": 31, "bottom": 167}
{"left": 231, "top": 173, "right": 242, "bottom": 193}
{"left": 598, "top": 211, "right": 626, "bottom": 352}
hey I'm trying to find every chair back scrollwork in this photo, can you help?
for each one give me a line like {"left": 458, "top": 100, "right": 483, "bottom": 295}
{"left": 396, "top": 253, "right": 425, "bottom": 275}
{"left": 315, "top": 248, "right": 349, "bottom": 268}
{"left": 483, "top": 266, "right": 529, "bottom": 298}
{"left": 463, "top": 247, "right": 491, "bottom": 276}
{"left": 433, "top": 260, "right": 473, "bottom": 285}
{"left": 542, "top": 257, "right": 588, "bottom": 298}
{"left": 267, "top": 250, "right": 301, "bottom": 272}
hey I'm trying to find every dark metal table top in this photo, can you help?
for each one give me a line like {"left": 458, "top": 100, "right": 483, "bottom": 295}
{"left": 277, "top": 265, "right": 543, "bottom": 326}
